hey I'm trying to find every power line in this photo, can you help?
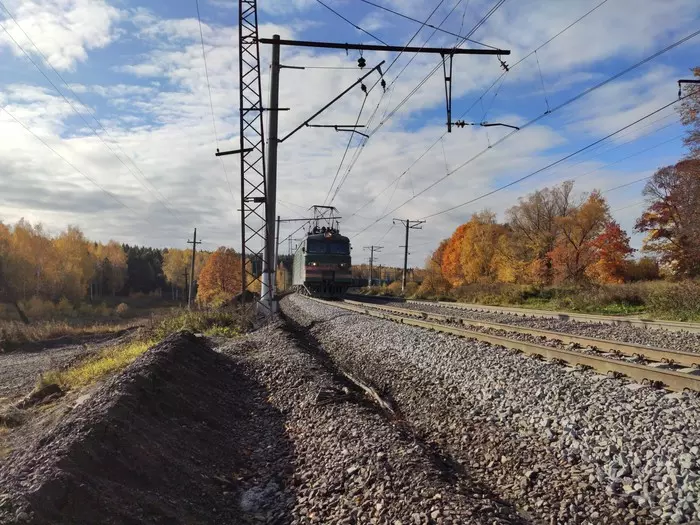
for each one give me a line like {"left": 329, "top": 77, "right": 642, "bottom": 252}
{"left": 422, "top": 96, "right": 689, "bottom": 219}
{"left": 329, "top": 0, "right": 474, "bottom": 206}
{"left": 0, "top": 6, "right": 185, "bottom": 225}
{"left": 335, "top": 0, "right": 506, "bottom": 207}
{"left": 314, "top": 0, "right": 389, "bottom": 45}
{"left": 1, "top": 106, "right": 131, "bottom": 211}
{"left": 359, "top": 0, "right": 498, "bottom": 49}
{"left": 324, "top": 95, "right": 368, "bottom": 204}
{"left": 349, "top": 27, "right": 700, "bottom": 235}
{"left": 194, "top": 0, "right": 236, "bottom": 202}
{"left": 327, "top": 0, "right": 452, "bottom": 205}
{"left": 345, "top": 0, "right": 611, "bottom": 220}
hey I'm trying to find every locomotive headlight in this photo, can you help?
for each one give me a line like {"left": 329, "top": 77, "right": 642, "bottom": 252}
{"left": 338, "top": 263, "right": 347, "bottom": 268}
{"left": 310, "top": 262, "right": 318, "bottom": 266}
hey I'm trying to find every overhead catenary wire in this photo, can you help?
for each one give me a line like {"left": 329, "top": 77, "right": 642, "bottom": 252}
{"left": 329, "top": 0, "right": 480, "bottom": 206}
{"left": 345, "top": 0, "right": 611, "bottom": 220}
{"left": 0, "top": 7, "right": 186, "bottom": 225}
{"left": 324, "top": 94, "right": 368, "bottom": 204}
{"left": 359, "top": 0, "right": 499, "bottom": 49}
{"left": 422, "top": 96, "right": 690, "bottom": 220}
{"left": 348, "top": 26, "right": 700, "bottom": 236}
{"left": 314, "top": 0, "right": 389, "bottom": 45}
{"left": 333, "top": 0, "right": 506, "bottom": 209}
{"left": 326, "top": 0, "right": 452, "bottom": 205}
{"left": 194, "top": 0, "right": 236, "bottom": 202}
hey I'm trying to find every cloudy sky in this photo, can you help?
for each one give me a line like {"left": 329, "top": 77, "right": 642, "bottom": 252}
{"left": 1, "top": 0, "right": 699, "bottom": 267}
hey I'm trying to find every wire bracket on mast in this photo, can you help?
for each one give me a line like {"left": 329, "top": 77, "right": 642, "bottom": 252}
{"left": 442, "top": 53, "right": 454, "bottom": 133}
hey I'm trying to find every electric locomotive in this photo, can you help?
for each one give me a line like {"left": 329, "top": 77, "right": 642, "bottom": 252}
{"left": 292, "top": 225, "right": 351, "bottom": 298}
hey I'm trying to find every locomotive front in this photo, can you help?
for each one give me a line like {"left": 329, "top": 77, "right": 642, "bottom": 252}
{"left": 292, "top": 227, "right": 351, "bottom": 298}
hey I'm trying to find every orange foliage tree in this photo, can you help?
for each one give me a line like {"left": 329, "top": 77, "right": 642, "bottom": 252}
{"left": 196, "top": 247, "right": 242, "bottom": 306}
{"left": 548, "top": 191, "right": 610, "bottom": 283}
{"left": 586, "top": 221, "right": 634, "bottom": 283}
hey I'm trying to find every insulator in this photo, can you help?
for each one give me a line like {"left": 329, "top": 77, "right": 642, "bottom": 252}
{"left": 358, "top": 56, "right": 366, "bottom": 69}
{"left": 361, "top": 83, "right": 367, "bottom": 94}
{"left": 380, "top": 79, "right": 386, "bottom": 92}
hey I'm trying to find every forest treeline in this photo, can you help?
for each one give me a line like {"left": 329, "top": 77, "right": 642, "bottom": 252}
{"left": 0, "top": 220, "right": 250, "bottom": 319}
{"left": 419, "top": 68, "right": 700, "bottom": 300}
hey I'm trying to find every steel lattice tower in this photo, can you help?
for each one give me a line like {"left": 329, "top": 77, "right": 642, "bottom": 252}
{"left": 238, "top": 0, "right": 269, "bottom": 309}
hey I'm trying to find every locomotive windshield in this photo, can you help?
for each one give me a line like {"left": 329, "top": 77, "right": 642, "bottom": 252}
{"left": 305, "top": 239, "right": 349, "bottom": 254}
{"left": 307, "top": 240, "right": 326, "bottom": 253}
{"left": 329, "top": 242, "right": 349, "bottom": 254}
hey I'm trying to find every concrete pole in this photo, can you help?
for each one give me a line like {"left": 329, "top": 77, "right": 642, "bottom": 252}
{"left": 260, "top": 34, "right": 280, "bottom": 315}
{"left": 402, "top": 220, "right": 409, "bottom": 292}
{"left": 188, "top": 228, "right": 197, "bottom": 309}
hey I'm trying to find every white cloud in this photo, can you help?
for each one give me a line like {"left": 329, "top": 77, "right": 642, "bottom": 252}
{"left": 0, "top": 0, "right": 122, "bottom": 71}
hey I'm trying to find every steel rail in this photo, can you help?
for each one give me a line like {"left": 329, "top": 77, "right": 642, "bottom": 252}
{"left": 342, "top": 300, "right": 700, "bottom": 369}
{"left": 305, "top": 297, "right": 700, "bottom": 392}
{"left": 406, "top": 300, "right": 700, "bottom": 334}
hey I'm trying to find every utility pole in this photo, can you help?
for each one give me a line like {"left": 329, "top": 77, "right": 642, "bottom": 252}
{"left": 393, "top": 219, "right": 425, "bottom": 292}
{"left": 183, "top": 268, "right": 189, "bottom": 305}
{"left": 274, "top": 215, "right": 281, "bottom": 293}
{"left": 187, "top": 228, "right": 202, "bottom": 310}
{"left": 363, "top": 246, "right": 383, "bottom": 287}
{"left": 258, "top": 35, "right": 281, "bottom": 315}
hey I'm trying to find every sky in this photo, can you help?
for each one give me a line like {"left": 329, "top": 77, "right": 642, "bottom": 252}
{"left": 0, "top": 0, "right": 699, "bottom": 268}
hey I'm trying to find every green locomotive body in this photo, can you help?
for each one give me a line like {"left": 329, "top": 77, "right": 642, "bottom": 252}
{"left": 292, "top": 228, "right": 351, "bottom": 298}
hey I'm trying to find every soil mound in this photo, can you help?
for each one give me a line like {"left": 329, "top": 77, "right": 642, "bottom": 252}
{"left": 0, "top": 332, "right": 293, "bottom": 525}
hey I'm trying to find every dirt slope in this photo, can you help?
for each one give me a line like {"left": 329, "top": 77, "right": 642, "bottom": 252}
{"left": 0, "top": 332, "right": 293, "bottom": 525}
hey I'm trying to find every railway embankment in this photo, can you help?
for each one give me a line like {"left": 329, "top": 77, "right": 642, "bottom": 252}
{"left": 283, "top": 294, "right": 700, "bottom": 524}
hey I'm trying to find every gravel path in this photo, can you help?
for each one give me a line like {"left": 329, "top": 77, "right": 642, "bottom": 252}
{"left": 0, "top": 331, "right": 135, "bottom": 399}
{"left": 397, "top": 301, "right": 700, "bottom": 354}
{"left": 219, "top": 322, "right": 524, "bottom": 524}
{"left": 284, "top": 294, "right": 700, "bottom": 524}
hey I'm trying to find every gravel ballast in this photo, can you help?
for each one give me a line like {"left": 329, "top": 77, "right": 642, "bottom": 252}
{"left": 219, "top": 321, "right": 524, "bottom": 524}
{"left": 283, "top": 294, "right": 700, "bottom": 524}
{"left": 399, "top": 301, "right": 700, "bottom": 354}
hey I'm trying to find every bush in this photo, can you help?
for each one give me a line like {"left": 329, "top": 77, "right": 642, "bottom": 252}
{"left": 56, "top": 297, "right": 75, "bottom": 318}
{"left": 115, "top": 303, "right": 129, "bottom": 317}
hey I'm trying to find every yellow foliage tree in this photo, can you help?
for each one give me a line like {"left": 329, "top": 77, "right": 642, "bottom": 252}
{"left": 53, "top": 226, "right": 95, "bottom": 301}
{"left": 196, "top": 248, "right": 242, "bottom": 306}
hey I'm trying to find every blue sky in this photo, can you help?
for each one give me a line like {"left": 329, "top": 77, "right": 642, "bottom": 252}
{"left": 1, "top": 0, "right": 699, "bottom": 266}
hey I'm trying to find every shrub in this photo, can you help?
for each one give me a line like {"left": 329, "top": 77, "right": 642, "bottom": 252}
{"left": 56, "top": 297, "right": 75, "bottom": 318}
{"left": 115, "top": 303, "right": 129, "bottom": 317}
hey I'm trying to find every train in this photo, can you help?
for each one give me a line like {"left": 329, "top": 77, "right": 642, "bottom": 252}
{"left": 292, "top": 225, "right": 352, "bottom": 298}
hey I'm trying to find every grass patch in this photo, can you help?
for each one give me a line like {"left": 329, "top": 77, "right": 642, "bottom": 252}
{"left": 35, "top": 308, "right": 246, "bottom": 393}
{"left": 37, "top": 340, "right": 154, "bottom": 391}
{"left": 150, "top": 309, "right": 245, "bottom": 341}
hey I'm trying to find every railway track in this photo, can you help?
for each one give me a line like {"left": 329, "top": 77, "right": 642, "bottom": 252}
{"left": 403, "top": 299, "right": 700, "bottom": 334}
{"left": 311, "top": 297, "right": 700, "bottom": 392}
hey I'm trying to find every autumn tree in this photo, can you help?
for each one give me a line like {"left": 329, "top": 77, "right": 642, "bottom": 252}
{"left": 418, "top": 239, "right": 451, "bottom": 296}
{"left": 635, "top": 159, "right": 700, "bottom": 277}
{"left": 0, "top": 222, "right": 29, "bottom": 323}
{"left": 506, "top": 181, "right": 576, "bottom": 281}
{"left": 196, "top": 247, "right": 242, "bottom": 306}
{"left": 458, "top": 212, "right": 511, "bottom": 284}
{"left": 53, "top": 226, "right": 95, "bottom": 301}
{"left": 441, "top": 224, "right": 469, "bottom": 286}
{"left": 548, "top": 191, "right": 610, "bottom": 283}
{"left": 586, "top": 221, "right": 634, "bottom": 283}
{"left": 91, "top": 241, "right": 127, "bottom": 297}
{"left": 679, "top": 66, "right": 700, "bottom": 158}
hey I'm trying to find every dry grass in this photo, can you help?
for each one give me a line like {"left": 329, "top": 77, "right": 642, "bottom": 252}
{"left": 0, "top": 319, "right": 134, "bottom": 351}
{"left": 37, "top": 339, "right": 154, "bottom": 391}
